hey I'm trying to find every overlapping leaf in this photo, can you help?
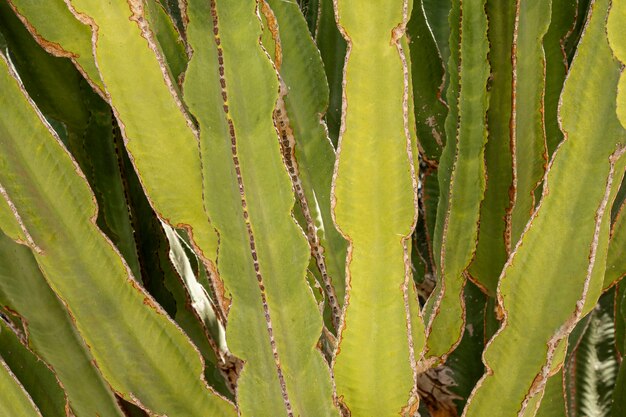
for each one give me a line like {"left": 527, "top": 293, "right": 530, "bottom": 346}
{"left": 0, "top": 52, "right": 236, "bottom": 416}
{"left": 464, "top": 1, "right": 626, "bottom": 414}
{"left": 183, "top": 0, "right": 337, "bottom": 415}
{"left": 426, "top": 0, "right": 489, "bottom": 359}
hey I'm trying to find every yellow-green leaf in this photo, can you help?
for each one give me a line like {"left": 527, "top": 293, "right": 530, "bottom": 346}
{"left": 0, "top": 52, "right": 236, "bottom": 417}
{"left": 463, "top": 1, "right": 626, "bottom": 414}
{"left": 331, "top": 0, "right": 424, "bottom": 415}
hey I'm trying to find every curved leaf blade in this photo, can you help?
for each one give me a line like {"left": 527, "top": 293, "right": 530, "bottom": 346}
{"left": 607, "top": 0, "right": 626, "bottom": 129}
{"left": 463, "top": 1, "right": 626, "bottom": 414}
{"left": 315, "top": 0, "right": 346, "bottom": 145}
{"left": 331, "top": 0, "right": 423, "bottom": 415}
{"left": 509, "top": 0, "right": 552, "bottom": 244}
{"left": 0, "top": 231, "right": 126, "bottom": 417}
{"left": 407, "top": 0, "right": 447, "bottom": 162}
{"left": 0, "top": 320, "right": 68, "bottom": 417}
{"left": 0, "top": 52, "right": 236, "bottom": 417}
{"left": 8, "top": 0, "right": 102, "bottom": 90}
{"left": 183, "top": 0, "right": 338, "bottom": 416}
{"left": 427, "top": 0, "right": 489, "bottom": 359}
{"left": 264, "top": 0, "right": 348, "bottom": 328}
{"left": 0, "top": 358, "right": 42, "bottom": 417}
{"left": 60, "top": 0, "right": 222, "bottom": 292}
{"left": 467, "top": 0, "right": 515, "bottom": 295}
{"left": 543, "top": 0, "right": 578, "bottom": 156}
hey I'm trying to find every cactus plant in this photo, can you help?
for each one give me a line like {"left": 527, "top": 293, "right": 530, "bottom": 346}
{"left": 0, "top": 0, "right": 626, "bottom": 416}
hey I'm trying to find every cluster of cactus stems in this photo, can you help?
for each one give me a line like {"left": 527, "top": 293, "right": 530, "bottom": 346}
{"left": 0, "top": 0, "right": 626, "bottom": 416}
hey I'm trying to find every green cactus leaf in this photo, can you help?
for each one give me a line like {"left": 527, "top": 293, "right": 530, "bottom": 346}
{"left": 0, "top": 320, "right": 68, "bottom": 417}
{"left": 509, "top": 0, "right": 552, "bottom": 245}
{"left": 57, "top": 0, "right": 222, "bottom": 286}
{"left": 426, "top": 0, "right": 489, "bottom": 359}
{"left": 463, "top": 0, "right": 626, "bottom": 414}
{"left": 8, "top": 0, "right": 102, "bottom": 91}
{"left": 543, "top": 0, "right": 578, "bottom": 156}
{"left": 407, "top": 0, "right": 447, "bottom": 163}
{"left": 607, "top": 0, "right": 626, "bottom": 129}
{"left": 264, "top": 0, "right": 348, "bottom": 328}
{"left": 183, "top": 0, "right": 338, "bottom": 415}
{"left": 466, "top": 0, "right": 516, "bottom": 296}
{"left": 0, "top": 52, "right": 236, "bottom": 416}
{"left": 314, "top": 0, "right": 346, "bottom": 146}
{"left": 0, "top": 358, "right": 42, "bottom": 417}
{"left": 0, "top": 230, "right": 126, "bottom": 417}
{"left": 330, "top": 0, "right": 426, "bottom": 415}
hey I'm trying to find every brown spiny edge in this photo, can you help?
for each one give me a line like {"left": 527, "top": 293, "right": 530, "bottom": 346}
{"left": 0, "top": 182, "right": 44, "bottom": 255}
{"left": 504, "top": 0, "right": 519, "bottom": 261}
{"left": 393, "top": 0, "right": 420, "bottom": 405}
{"left": 177, "top": 0, "right": 190, "bottom": 30}
{"left": 6, "top": 0, "right": 73, "bottom": 58}
{"left": 273, "top": 85, "right": 343, "bottom": 333}
{"left": 328, "top": 0, "right": 353, "bottom": 413}
{"left": 208, "top": 1, "right": 294, "bottom": 415}
{"left": 259, "top": 1, "right": 282, "bottom": 70}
